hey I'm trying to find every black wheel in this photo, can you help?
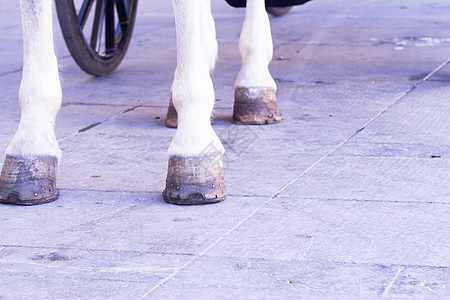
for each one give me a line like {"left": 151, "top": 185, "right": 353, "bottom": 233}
{"left": 266, "top": 6, "right": 292, "bottom": 17}
{"left": 55, "top": 0, "right": 138, "bottom": 76}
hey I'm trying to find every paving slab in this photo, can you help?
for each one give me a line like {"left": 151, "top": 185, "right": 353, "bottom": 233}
{"left": 278, "top": 155, "right": 450, "bottom": 203}
{"left": 0, "top": 246, "right": 190, "bottom": 299}
{"left": 0, "top": 190, "right": 148, "bottom": 246}
{"left": 388, "top": 265, "right": 450, "bottom": 298}
{"left": 57, "top": 134, "right": 169, "bottom": 192}
{"left": 150, "top": 259, "right": 449, "bottom": 299}
{"left": 206, "top": 198, "right": 450, "bottom": 266}
{"left": 349, "top": 81, "right": 450, "bottom": 146}
{"left": 0, "top": 190, "right": 266, "bottom": 253}
{"left": 150, "top": 256, "right": 399, "bottom": 299}
{"left": 57, "top": 104, "right": 131, "bottom": 139}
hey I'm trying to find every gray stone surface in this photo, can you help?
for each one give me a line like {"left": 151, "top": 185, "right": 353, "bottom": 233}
{"left": 151, "top": 256, "right": 400, "bottom": 299}
{"left": 279, "top": 156, "right": 450, "bottom": 203}
{"left": 207, "top": 198, "right": 450, "bottom": 266}
{"left": 0, "top": 246, "right": 190, "bottom": 299}
{"left": 0, "top": 0, "right": 449, "bottom": 299}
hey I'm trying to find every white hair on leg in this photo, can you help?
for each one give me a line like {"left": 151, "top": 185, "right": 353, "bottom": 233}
{"left": 235, "top": 0, "right": 276, "bottom": 90}
{"left": 168, "top": 0, "right": 223, "bottom": 156}
{"left": 165, "top": 0, "right": 219, "bottom": 129}
{"left": 6, "top": 0, "right": 62, "bottom": 161}
{"left": 199, "top": 0, "right": 218, "bottom": 72}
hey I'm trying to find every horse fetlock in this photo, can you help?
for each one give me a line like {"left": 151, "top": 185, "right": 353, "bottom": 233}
{"left": 163, "top": 153, "right": 226, "bottom": 205}
{"left": 165, "top": 97, "right": 215, "bottom": 128}
{"left": 0, "top": 155, "right": 59, "bottom": 205}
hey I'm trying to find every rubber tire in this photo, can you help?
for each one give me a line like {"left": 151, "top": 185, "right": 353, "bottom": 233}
{"left": 55, "top": 0, "right": 138, "bottom": 76}
{"left": 266, "top": 6, "right": 292, "bottom": 17}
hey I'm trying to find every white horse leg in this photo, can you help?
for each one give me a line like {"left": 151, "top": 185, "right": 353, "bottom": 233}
{"left": 199, "top": 0, "right": 218, "bottom": 72}
{"left": 165, "top": 0, "right": 218, "bottom": 128}
{"left": 0, "top": 0, "right": 61, "bottom": 205}
{"left": 233, "top": 0, "right": 282, "bottom": 124}
{"left": 163, "top": 0, "right": 226, "bottom": 205}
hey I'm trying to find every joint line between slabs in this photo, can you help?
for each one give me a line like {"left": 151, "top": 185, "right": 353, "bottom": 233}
{"left": 0, "top": 68, "right": 21, "bottom": 77}
{"left": 138, "top": 58, "right": 447, "bottom": 300}
{"left": 58, "top": 105, "right": 143, "bottom": 142}
{"left": 381, "top": 266, "right": 404, "bottom": 297}
{"left": 422, "top": 57, "right": 450, "bottom": 82}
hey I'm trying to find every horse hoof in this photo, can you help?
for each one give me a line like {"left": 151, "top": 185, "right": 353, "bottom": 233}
{"left": 233, "top": 87, "right": 283, "bottom": 125}
{"left": 163, "top": 154, "right": 226, "bottom": 205}
{"left": 0, "top": 155, "right": 59, "bottom": 205}
{"left": 165, "top": 98, "right": 215, "bottom": 128}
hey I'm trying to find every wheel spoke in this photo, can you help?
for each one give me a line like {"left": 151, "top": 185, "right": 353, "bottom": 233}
{"left": 115, "top": 0, "right": 129, "bottom": 33}
{"left": 78, "top": 0, "right": 95, "bottom": 29}
{"left": 105, "top": 0, "right": 115, "bottom": 52}
{"left": 90, "top": 0, "right": 105, "bottom": 51}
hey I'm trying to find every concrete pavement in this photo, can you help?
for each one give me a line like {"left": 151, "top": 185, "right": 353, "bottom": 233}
{"left": 0, "top": 0, "right": 449, "bottom": 298}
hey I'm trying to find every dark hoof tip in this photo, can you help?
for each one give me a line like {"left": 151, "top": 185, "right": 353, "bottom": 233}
{"left": 233, "top": 114, "right": 283, "bottom": 125}
{"left": 165, "top": 98, "right": 179, "bottom": 128}
{"left": 163, "top": 191, "right": 225, "bottom": 205}
{"left": 0, "top": 155, "right": 59, "bottom": 206}
{"left": 163, "top": 154, "right": 226, "bottom": 206}
{"left": 165, "top": 117, "right": 178, "bottom": 128}
{"left": 233, "top": 87, "right": 283, "bottom": 125}
{"left": 0, "top": 189, "right": 59, "bottom": 206}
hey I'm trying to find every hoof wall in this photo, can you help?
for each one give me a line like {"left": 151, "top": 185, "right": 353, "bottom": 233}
{"left": 0, "top": 155, "right": 59, "bottom": 205}
{"left": 163, "top": 154, "right": 226, "bottom": 205}
{"left": 233, "top": 87, "right": 283, "bottom": 125}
